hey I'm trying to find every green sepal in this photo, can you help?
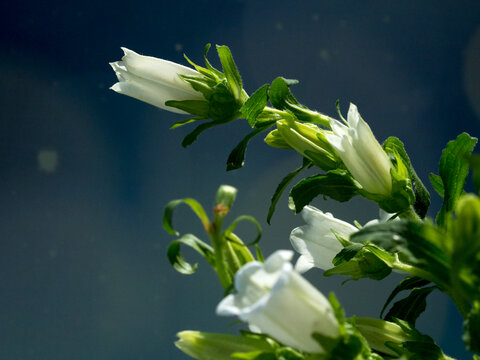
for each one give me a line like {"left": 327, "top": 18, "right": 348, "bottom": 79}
{"left": 203, "top": 43, "right": 224, "bottom": 79}
{"left": 383, "top": 137, "right": 430, "bottom": 218}
{"left": 166, "top": 99, "right": 211, "bottom": 118}
{"left": 332, "top": 243, "right": 364, "bottom": 266}
{"left": 180, "top": 74, "right": 217, "bottom": 96}
{"left": 167, "top": 234, "right": 215, "bottom": 275}
{"left": 222, "top": 234, "right": 255, "bottom": 277}
{"left": 163, "top": 198, "right": 210, "bottom": 236}
{"left": 429, "top": 173, "right": 444, "bottom": 198}
{"left": 267, "top": 158, "right": 312, "bottom": 224}
{"left": 255, "top": 110, "right": 284, "bottom": 127}
{"left": 241, "top": 84, "right": 270, "bottom": 127}
{"left": 184, "top": 53, "right": 219, "bottom": 79}
{"left": 380, "top": 276, "right": 431, "bottom": 318}
{"left": 216, "top": 45, "right": 243, "bottom": 103}
{"left": 384, "top": 319, "right": 449, "bottom": 360}
{"left": 362, "top": 149, "right": 414, "bottom": 215}
{"left": 268, "top": 77, "right": 331, "bottom": 127}
{"left": 436, "top": 132, "right": 477, "bottom": 227}
{"left": 354, "top": 317, "right": 414, "bottom": 357}
{"left": 349, "top": 220, "right": 451, "bottom": 287}
{"left": 289, "top": 170, "right": 360, "bottom": 214}
{"left": 325, "top": 245, "right": 393, "bottom": 281}
{"left": 227, "top": 122, "right": 275, "bottom": 171}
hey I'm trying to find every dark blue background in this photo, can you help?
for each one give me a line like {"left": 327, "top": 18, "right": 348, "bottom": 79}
{"left": 1, "top": 1, "right": 480, "bottom": 359}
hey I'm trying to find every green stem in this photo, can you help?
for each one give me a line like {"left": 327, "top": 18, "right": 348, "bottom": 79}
{"left": 398, "top": 206, "right": 422, "bottom": 223}
{"left": 392, "top": 257, "right": 444, "bottom": 287}
{"left": 209, "top": 216, "right": 232, "bottom": 291}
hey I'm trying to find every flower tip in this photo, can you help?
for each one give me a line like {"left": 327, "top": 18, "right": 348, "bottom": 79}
{"left": 109, "top": 83, "right": 122, "bottom": 93}
{"left": 120, "top": 46, "right": 136, "bottom": 56}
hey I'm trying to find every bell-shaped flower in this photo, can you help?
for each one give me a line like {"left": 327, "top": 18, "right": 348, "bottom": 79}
{"left": 290, "top": 206, "right": 358, "bottom": 272}
{"left": 110, "top": 47, "right": 204, "bottom": 114}
{"left": 216, "top": 250, "right": 339, "bottom": 353}
{"left": 325, "top": 103, "right": 393, "bottom": 196}
{"left": 290, "top": 206, "right": 397, "bottom": 273}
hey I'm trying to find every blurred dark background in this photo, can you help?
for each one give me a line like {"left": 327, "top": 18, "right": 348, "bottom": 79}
{"left": 1, "top": 0, "right": 480, "bottom": 359}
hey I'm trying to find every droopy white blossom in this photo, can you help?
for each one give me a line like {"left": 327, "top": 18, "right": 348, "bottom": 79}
{"left": 325, "top": 104, "right": 393, "bottom": 196}
{"left": 110, "top": 48, "right": 204, "bottom": 113}
{"left": 290, "top": 206, "right": 358, "bottom": 273}
{"left": 216, "top": 250, "right": 338, "bottom": 353}
{"left": 290, "top": 206, "right": 396, "bottom": 273}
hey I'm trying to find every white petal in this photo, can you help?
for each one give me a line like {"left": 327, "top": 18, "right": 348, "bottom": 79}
{"left": 294, "top": 255, "right": 314, "bottom": 273}
{"left": 120, "top": 47, "right": 201, "bottom": 94}
{"left": 347, "top": 103, "right": 360, "bottom": 128}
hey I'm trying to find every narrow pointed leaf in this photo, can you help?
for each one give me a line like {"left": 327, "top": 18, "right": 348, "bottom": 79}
{"left": 226, "top": 122, "right": 275, "bottom": 171}
{"left": 167, "top": 234, "right": 215, "bottom": 274}
{"left": 380, "top": 276, "right": 431, "bottom": 318}
{"left": 384, "top": 286, "right": 436, "bottom": 325}
{"left": 182, "top": 118, "right": 235, "bottom": 147}
{"left": 267, "top": 159, "right": 312, "bottom": 224}
{"left": 223, "top": 215, "right": 262, "bottom": 246}
{"left": 163, "top": 198, "right": 210, "bottom": 235}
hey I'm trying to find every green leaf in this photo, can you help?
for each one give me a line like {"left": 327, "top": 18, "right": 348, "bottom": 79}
{"left": 182, "top": 118, "right": 235, "bottom": 147}
{"left": 289, "top": 170, "right": 359, "bottom": 213}
{"left": 167, "top": 234, "right": 215, "bottom": 274}
{"left": 380, "top": 277, "right": 431, "bottom": 318}
{"left": 241, "top": 84, "right": 270, "bottom": 127}
{"left": 350, "top": 220, "right": 451, "bottom": 287}
{"left": 267, "top": 159, "right": 312, "bottom": 224}
{"left": 325, "top": 245, "right": 393, "bottom": 281}
{"left": 436, "top": 133, "right": 477, "bottom": 227}
{"left": 226, "top": 122, "right": 275, "bottom": 171}
{"left": 383, "top": 137, "right": 430, "bottom": 218}
{"left": 463, "top": 302, "right": 480, "bottom": 353}
{"left": 163, "top": 198, "right": 210, "bottom": 236}
{"left": 384, "top": 286, "right": 436, "bottom": 326}
{"left": 216, "top": 45, "right": 243, "bottom": 102}
{"left": 429, "top": 173, "right": 444, "bottom": 198}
